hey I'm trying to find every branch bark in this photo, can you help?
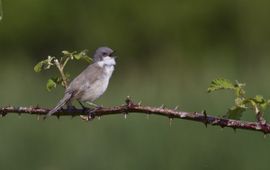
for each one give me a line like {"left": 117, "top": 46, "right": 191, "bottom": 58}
{"left": 1, "top": 98, "right": 270, "bottom": 134}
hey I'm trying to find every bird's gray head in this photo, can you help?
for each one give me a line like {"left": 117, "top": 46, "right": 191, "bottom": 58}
{"left": 93, "top": 47, "right": 114, "bottom": 62}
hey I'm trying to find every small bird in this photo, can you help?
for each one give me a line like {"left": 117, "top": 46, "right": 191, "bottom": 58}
{"left": 46, "top": 46, "right": 116, "bottom": 118}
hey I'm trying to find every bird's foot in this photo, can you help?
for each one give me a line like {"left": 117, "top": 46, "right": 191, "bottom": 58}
{"left": 80, "top": 106, "right": 103, "bottom": 121}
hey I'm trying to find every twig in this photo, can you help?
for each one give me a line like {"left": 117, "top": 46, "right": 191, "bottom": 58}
{"left": 54, "top": 59, "right": 68, "bottom": 88}
{"left": 0, "top": 98, "right": 270, "bottom": 134}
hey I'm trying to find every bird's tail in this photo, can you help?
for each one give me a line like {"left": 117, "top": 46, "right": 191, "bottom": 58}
{"left": 45, "top": 93, "right": 72, "bottom": 119}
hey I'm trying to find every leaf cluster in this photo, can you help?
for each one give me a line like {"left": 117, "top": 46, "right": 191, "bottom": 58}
{"left": 208, "top": 78, "right": 270, "bottom": 120}
{"left": 34, "top": 50, "right": 92, "bottom": 91}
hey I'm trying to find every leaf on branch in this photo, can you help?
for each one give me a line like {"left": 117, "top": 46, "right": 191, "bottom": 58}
{"left": 46, "top": 79, "right": 57, "bottom": 91}
{"left": 34, "top": 56, "right": 55, "bottom": 72}
{"left": 207, "top": 78, "right": 246, "bottom": 97}
{"left": 253, "top": 95, "right": 266, "bottom": 104}
{"left": 73, "top": 50, "right": 92, "bottom": 63}
{"left": 234, "top": 81, "right": 246, "bottom": 97}
{"left": 207, "top": 78, "right": 235, "bottom": 93}
{"left": 234, "top": 97, "right": 247, "bottom": 108}
{"left": 246, "top": 95, "right": 270, "bottom": 112}
{"left": 35, "top": 49, "right": 92, "bottom": 91}
{"left": 225, "top": 106, "right": 246, "bottom": 120}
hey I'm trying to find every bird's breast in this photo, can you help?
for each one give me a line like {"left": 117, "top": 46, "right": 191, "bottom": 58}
{"left": 79, "top": 65, "right": 114, "bottom": 102}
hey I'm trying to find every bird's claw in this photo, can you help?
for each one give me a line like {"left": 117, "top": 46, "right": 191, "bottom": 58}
{"left": 80, "top": 106, "right": 102, "bottom": 121}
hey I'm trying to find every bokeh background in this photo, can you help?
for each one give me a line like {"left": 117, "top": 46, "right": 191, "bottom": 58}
{"left": 1, "top": 0, "right": 270, "bottom": 169}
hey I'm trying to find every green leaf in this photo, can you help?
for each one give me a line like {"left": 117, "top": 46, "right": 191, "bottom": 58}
{"left": 73, "top": 50, "right": 92, "bottom": 63}
{"left": 34, "top": 56, "right": 55, "bottom": 72}
{"left": 225, "top": 106, "right": 246, "bottom": 120}
{"left": 249, "top": 95, "right": 270, "bottom": 110}
{"left": 81, "top": 55, "right": 92, "bottom": 63}
{"left": 207, "top": 78, "right": 235, "bottom": 93}
{"left": 254, "top": 95, "right": 264, "bottom": 103}
{"left": 234, "top": 97, "right": 247, "bottom": 108}
{"left": 34, "top": 61, "right": 44, "bottom": 72}
{"left": 46, "top": 79, "right": 57, "bottom": 91}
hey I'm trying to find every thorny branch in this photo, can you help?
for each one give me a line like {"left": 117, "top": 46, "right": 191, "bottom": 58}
{"left": 1, "top": 97, "right": 270, "bottom": 134}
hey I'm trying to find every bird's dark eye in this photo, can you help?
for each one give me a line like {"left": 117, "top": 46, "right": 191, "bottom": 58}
{"left": 102, "top": 52, "right": 107, "bottom": 55}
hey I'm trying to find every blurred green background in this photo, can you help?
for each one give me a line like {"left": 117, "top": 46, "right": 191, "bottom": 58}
{"left": 1, "top": 0, "right": 270, "bottom": 169}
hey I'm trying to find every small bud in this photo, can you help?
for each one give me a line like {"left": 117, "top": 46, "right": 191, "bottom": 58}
{"left": 159, "top": 104, "right": 165, "bottom": 109}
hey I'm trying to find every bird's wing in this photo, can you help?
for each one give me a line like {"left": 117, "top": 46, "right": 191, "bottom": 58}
{"left": 65, "top": 63, "right": 103, "bottom": 98}
{"left": 45, "top": 91, "right": 73, "bottom": 118}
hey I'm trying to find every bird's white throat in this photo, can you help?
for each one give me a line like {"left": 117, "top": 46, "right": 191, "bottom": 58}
{"left": 97, "top": 56, "right": 115, "bottom": 77}
{"left": 97, "top": 56, "right": 116, "bottom": 67}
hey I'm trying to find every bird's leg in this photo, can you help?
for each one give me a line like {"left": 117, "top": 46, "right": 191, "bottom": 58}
{"left": 87, "top": 102, "right": 103, "bottom": 120}
{"left": 78, "top": 101, "right": 88, "bottom": 110}
{"left": 79, "top": 102, "right": 103, "bottom": 121}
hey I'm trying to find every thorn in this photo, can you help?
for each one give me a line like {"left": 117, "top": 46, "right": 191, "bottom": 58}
{"left": 37, "top": 115, "right": 40, "bottom": 120}
{"left": 138, "top": 101, "right": 142, "bottom": 106}
{"left": 98, "top": 116, "right": 101, "bottom": 120}
{"left": 169, "top": 118, "right": 173, "bottom": 127}
{"left": 18, "top": 112, "right": 22, "bottom": 118}
{"left": 124, "top": 113, "right": 127, "bottom": 119}
{"left": 202, "top": 110, "right": 208, "bottom": 128}
{"left": 159, "top": 104, "right": 165, "bottom": 109}
{"left": 264, "top": 134, "right": 267, "bottom": 139}
{"left": 57, "top": 114, "right": 60, "bottom": 120}
{"left": 174, "top": 105, "right": 179, "bottom": 110}
{"left": 233, "top": 128, "right": 236, "bottom": 133}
